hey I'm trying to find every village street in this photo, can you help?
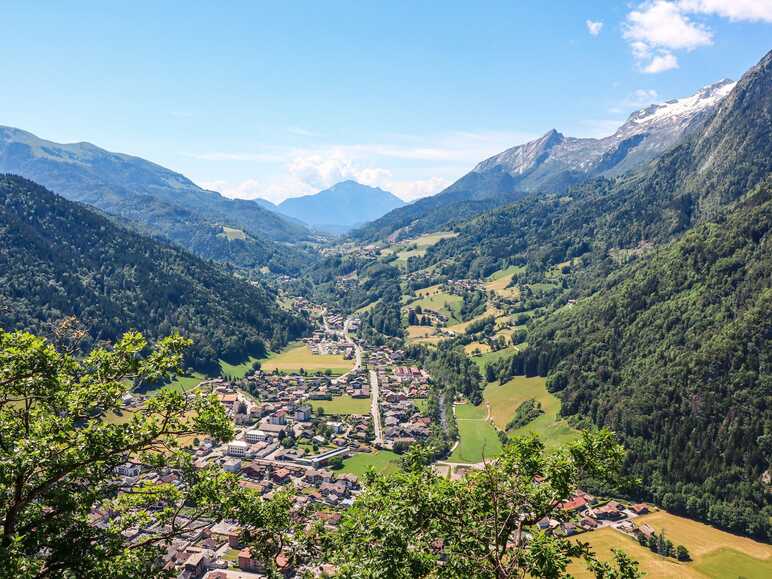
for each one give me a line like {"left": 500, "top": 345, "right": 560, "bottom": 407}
{"left": 369, "top": 369, "right": 384, "bottom": 446}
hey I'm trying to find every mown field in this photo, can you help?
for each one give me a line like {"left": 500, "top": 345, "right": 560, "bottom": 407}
{"left": 454, "top": 402, "right": 488, "bottom": 420}
{"left": 340, "top": 450, "right": 401, "bottom": 477}
{"left": 471, "top": 346, "right": 520, "bottom": 372}
{"left": 383, "top": 231, "right": 458, "bottom": 265}
{"left": 311, "top": 395, "right": 371, "bottom": 415}
{"left": 259, "top": 342, "right": 354, "bottom": 376}
{"left": 484, "top": 376, "right": 579, "bottom": 449}
{"left": 406, "top": 325, "right": 437, "bottom": 340}
{"left": 464, "top": 341, "right": 492, "bottom": 355}
{"left": 408, "top": 291, "right": 463, "bottom": 323}
{"left": 220, "top": 356, "right": 259, "bottom": 378}
{"left": 485, "top": 265, "right": 524, "bottom": 299}
{"left": 568, "top": 511, "right": 772, "bottom": 578}
{"left": 448, "top": 417, "right": 502, "bottom": 463}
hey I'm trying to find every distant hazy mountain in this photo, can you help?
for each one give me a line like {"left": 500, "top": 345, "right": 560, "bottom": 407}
{"left": 0, "top": 127, "right": 317, "bottom": 272}
{"left": 354, "top": 79, "right": 736, "bottom": 241}
{"left": 277, "top": 180, "right": 405, "bottom": 233}
{"left": 254, "top": 197, "right": 278, "bottom": 210}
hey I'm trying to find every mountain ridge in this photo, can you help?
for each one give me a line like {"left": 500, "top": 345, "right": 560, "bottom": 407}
{"left": 354, "top": 79, "right": 737, "bottom": 242}
{"left": 277, "top": 179, "right": 405, "bottom": 233}
{"left": 0, "top": 126, "right": 318, "bottom": 272}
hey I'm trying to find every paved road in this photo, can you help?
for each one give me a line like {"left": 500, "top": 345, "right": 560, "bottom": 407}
{"left": 369, "top": 369, "right": 384, "bottom": 445}
{"left": 331, "top": 317, "right": 363, "bottom": 384}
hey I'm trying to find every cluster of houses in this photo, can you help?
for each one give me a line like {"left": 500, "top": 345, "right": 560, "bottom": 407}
{"left": 379, "top": 367, "right": 431, "bottom": 447}
{"left": 536, "top": 489, "right": 653, "bottom": 538}
{"left": 444, "top": 278, "right": 485, "bottom": 294}
{"left": 304, "top": 330, "right": 355, "bottom": 358}
{"left": 107, "top": 461, "right": 356, "bottom": 579}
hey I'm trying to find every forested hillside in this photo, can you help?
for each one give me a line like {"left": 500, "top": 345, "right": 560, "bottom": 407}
{"left": 518, "top": 184, "right": 771, "bottom": 540}
{"left": 0, "top": 175, "right": 308, "bottom": 371}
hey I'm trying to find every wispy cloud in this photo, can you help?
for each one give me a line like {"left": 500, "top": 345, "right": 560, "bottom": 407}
{"left": 586, "top": 20, "right": 603, "bottom": 36}
{"left": 623, "top": 1, "right": 711, "bottom": 73}
{"left": 189, "top": 151, "right": 286, "bottom": 162}
{"left": 191, "top": 130, "right": 537, "bottom": 203}
{"left": 609, "top": 89, "right": 659, "bottom": 113}
{"left": 678, "top": 0, "right": 772, "bottom": 23}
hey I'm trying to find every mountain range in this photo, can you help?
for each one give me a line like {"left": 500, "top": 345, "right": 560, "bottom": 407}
{"left": 354, "top": 79, "right": 737, "bottom": 241}
{"left": 408, "top": 49, "right": 771, "bottom": 538}
{"left": 0, "top": 127, "right": 318, "bottom": 273}
{"left": 271, "top": 180, "right": 406, "bottom": 233}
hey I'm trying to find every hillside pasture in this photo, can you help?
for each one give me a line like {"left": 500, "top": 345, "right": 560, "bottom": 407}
{"left": 568, "top": 510, "right": 772, "bottom": 578}
{"left": 484, "top": 376, "right": 579, "bottom": 449}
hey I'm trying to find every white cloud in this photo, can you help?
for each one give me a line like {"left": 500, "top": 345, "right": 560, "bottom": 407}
{"left": 623, "top": 1, "right": 711, "bottom": 73}
{"left": 389, "top": 177, "right": 451, "bottom": 201}
{"left": 623, "top": 0, "right": 772, "bottom": 73}
{"left": 677, "top": 0, "right": 772, "bottom": 22}
{"left": 191, "top": 151, "right": 285, "bottom": 162}
{"left": 642, "top": 52, "right": 679, "bottom": 73}
{"left": 586, "top": 20, "right": 603, "bottom": 36}
{"left": 624, "top": 1, "right": 712, "bottom": 51}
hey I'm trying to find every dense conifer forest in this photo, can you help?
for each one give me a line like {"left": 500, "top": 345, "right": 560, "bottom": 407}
{"left": 0, "top": 175, "right": 308, "bottom": 372}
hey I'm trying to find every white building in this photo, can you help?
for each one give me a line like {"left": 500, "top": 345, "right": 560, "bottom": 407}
{"left": 227, "top": 440, "right": 248, "bottom": 457}
{"left": 245, "top": 429, "right": 273, "bottom": 444}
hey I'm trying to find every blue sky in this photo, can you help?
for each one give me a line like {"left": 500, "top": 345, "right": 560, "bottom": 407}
{"left": 1, "top": 1, "right": 770, "bottom": 202}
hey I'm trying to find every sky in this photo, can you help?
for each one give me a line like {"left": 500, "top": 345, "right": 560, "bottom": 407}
{"left": 1, "top": 1, "right": 770, "bottom": 203}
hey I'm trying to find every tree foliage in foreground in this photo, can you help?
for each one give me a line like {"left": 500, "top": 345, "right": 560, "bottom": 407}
{"left": 0, "top": 328, "right": 295, "bottom": 578}
{"left": 329, "top": 432, "right": 642, "bottom": 579}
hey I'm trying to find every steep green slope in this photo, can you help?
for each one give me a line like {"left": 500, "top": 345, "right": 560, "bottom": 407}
{"left": 0, "top": 175, "right": 308, "bottom": 371}
{"left": 0, "top": 126, "right": 318, "bottom": 272}
{"left": 524, "top": 185, "right": 771, "bottom": 540}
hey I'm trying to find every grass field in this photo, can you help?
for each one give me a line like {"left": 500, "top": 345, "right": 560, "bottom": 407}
{"left": 464, "top": 341, "right": 492, "bottom": 355}
{"left": 454, "top": 402, "right": 488, "bottom": 420}
{"left": 694, "top": 548, "right": 772, "bottom": 578}
{"left": 407, "top": 325, "right": 437, "bottom": 340}
{"left": 471, "top": 346, "right": 520, "bottom": 372}
{"left": 384, "top": 232, "right": 458, "bottom": 264}
{"left": 484, "top": 376, "right": 579, "bottom": 449}
{"left": 414, "top": 398, "right": 429, "bottom": 413}
{"left": 220, "top": 225, "right": 247, "bottom": 240}
{"left": 220, "top": 356, "right": 259, "bottom": 378}
{"left": 448, "top": 417, "right": 502, "bottom": 463}
{"left": 485, "top": 265, "right": 524, "bottom": 300}
{"left": 568, "top": 511, "right": 772, "bottom": 578}
{"left": 259, "top": 342, "right": 354, "bottom": 376}
{"left": 415, "top": 283, "right": 443, "bottom": 297}
{"left": 568, "top": 527, "right": 698, "bottom": 578}
{"left": 409, "top": 292, "right": 463, "bottom": 323}
{"left": 340, "top": 450, "right": 401, "bottom": 477}
{"left": 311, "top": 395, "right": 371, "bottom": 415}
{"left": 157, "top": 372, "right": 208, "bottom": 393}
{"left": 487, "top": 265, "right": 526, "bottom": 281}
{"left": 446, "top": 305, "right": 502, "bottom": 335}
